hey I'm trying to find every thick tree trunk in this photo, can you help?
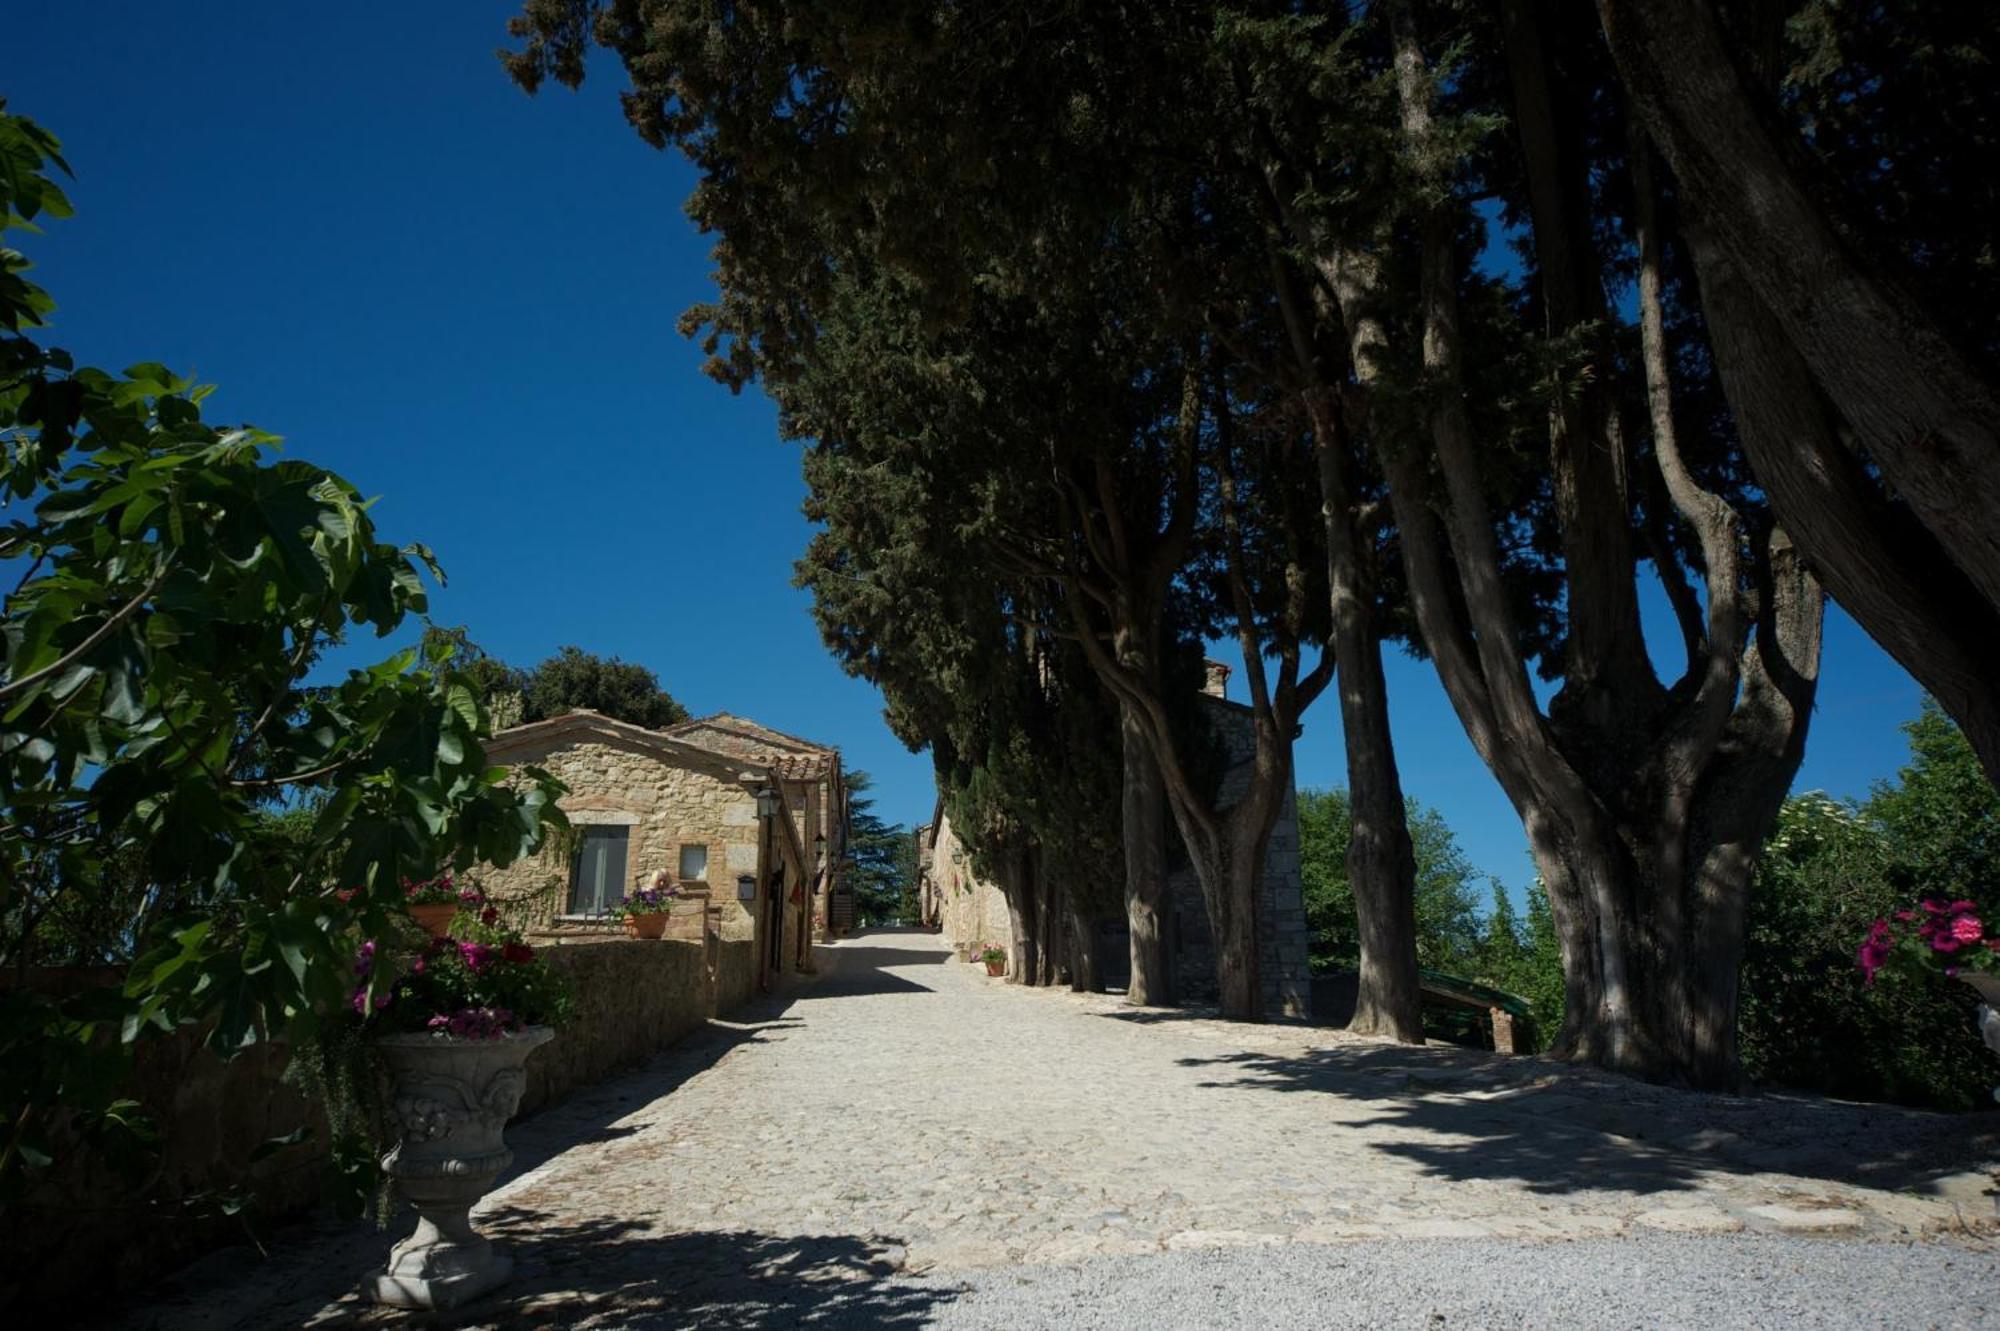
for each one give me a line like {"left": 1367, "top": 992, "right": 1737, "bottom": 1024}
{"left": 1599, "top": 0, "right": 2000, "bottom": 784}
{"left": 1068, "top": 900, "right": 1101, "bottom": 993}
{"left": 1195, "top": 831, "right": 1266, "bottom": 1023}
{"left": 1001, "top": 849, "right": 1037, "bottom": 985}
{"left": 1686, "top": 228, "right": 2000, "bottom": 787}
{"left": 1120, "top": 699, "right": 1175, "bottom": 1005}
{"left": 1355, "top": 6, "right": 1825, "bottom": 1088}
{"left": 1308, "top": 392, "right": 1424, "bottom": 1044}
{"left": 1037, "top": 860, "right": 1066, "bottom": 987}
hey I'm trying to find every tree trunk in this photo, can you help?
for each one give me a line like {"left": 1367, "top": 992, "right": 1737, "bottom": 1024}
{"left": 1002, "top": 849, "right": 1037, "bottom": 985}
{"left": 1120, "top": 699, "right": 1175, "bottom": 1005}
{"left": 1598, "top": 0, "right": 2000, "bottom": 783}
{"left": 1308, "top": 391, "right": 1424, "bottom": 1043}
{"left": 1069, "top": 900, "right": 1102, "bottom": 993}
{"left": 1352, "top": 6, "right": 1825, "bottom": 1087}
{"left": 1037, "top": 858, "right": 1066, "bottom": 986}
{"left": 1192, "top": 821, "right": 1269, "bottom": 1023}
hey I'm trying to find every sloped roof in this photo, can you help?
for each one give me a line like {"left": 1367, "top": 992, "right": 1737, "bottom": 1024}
{"left": 482, "top": 709, "right": 764, "bottom": 785}
{"left": 666, "top": 711, "right": 834, "bottom": 755}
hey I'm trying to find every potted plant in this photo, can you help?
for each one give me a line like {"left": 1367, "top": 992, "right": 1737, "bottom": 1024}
{"left": 979, "top": 943, "right": 1006, "bottom": 977}
{"left": 622, "top": 874, "right": 681, "bottom": 939}
{"left": 403, "top": 874, "right": 480, "bottom": 938}
{"left": 355, "top": 908, "right": 573, "bottom": 1311}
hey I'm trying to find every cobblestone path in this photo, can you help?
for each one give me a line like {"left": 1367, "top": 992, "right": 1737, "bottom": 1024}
{"left": 113, "top": 929, "right": 2000, "bottom": 1329}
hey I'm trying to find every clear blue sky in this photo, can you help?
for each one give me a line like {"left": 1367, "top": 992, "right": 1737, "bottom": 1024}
{"left": 6, "top": 5, "right": 1926, "bottom": 903}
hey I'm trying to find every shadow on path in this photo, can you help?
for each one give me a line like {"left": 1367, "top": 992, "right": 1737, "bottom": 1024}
{"left": 456, "top": 1209, "right": 936, "bottom": 1330}
{"left": 1172, "top": 1044, "right": 1999, "bottom": 1201}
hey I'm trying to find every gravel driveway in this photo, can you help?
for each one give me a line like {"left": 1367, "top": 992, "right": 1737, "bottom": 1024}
{"left": 103, "top": 929, "right": 2000, "bottom": 1329}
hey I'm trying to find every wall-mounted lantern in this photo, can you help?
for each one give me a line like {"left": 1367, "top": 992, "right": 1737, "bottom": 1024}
{"left": 736, "top": 872, "right": 757, "bottom": 901}
{"left": 754, "top": 786, "right": 781, "bottom": 819}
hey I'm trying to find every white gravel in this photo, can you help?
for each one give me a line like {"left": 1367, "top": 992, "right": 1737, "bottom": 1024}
{"left": 911, "top": 1236, "right": 2000, "bottom": 1330}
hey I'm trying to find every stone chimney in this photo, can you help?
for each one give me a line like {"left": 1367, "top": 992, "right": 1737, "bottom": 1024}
{"left": 1201, "top": 659, "right": 1231, "bottom": 699}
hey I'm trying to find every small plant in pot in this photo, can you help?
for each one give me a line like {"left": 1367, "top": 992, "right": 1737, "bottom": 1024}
{"left": 623, "top": 873, "right": 682, "bottom": 939}
{"left": 979, "top": 943, "right": 1006, "bottom": 977}
{"left": 352, "top": 909, "right": 573, "bottom": 1311}
{"left": 402, "top": 874, "right": 481, "bottom": 938}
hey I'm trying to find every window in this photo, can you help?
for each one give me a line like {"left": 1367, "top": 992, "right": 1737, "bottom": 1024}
{"left": 678, "top": 843, "right": 709, "bottom": 883}
{"left": 569, "top": 826, "right": 629, "bottom": 916}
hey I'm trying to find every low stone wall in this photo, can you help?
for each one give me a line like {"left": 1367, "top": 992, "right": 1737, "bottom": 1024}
{"left": 0, "top": 1024, "right": 327, "bottom": 1312}
{"left": 716, "top": 938, "right": 756, "bottom": 1015}
{"left": 4, "top": 936, "right": 755, "bottom": 1315}
{"left": 518, "top": 938, "right": 713, "bottom": 1116}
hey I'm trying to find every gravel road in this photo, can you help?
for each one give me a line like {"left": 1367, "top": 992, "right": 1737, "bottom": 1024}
{"left": 915, "top": 1235, "right": 2000, "bottom": 1330}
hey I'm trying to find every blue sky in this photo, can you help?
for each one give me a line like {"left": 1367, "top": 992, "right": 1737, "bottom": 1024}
{"left": 6, "top": 5, "right": 1926, "bottom": 902}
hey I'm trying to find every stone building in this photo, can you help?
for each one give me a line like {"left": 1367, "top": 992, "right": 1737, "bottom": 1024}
{"left": 473, "top": 709, "right": 848, "bottom": 989}
{"left": 918, "top": 665, "right": 1311, "bottom": 1018}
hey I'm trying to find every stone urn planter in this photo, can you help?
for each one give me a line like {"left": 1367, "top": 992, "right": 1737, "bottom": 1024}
{"left": 369, "top": 1026, "right": 553, "bottom": 1311}
{"left": 624, "top": 912, "right": 668, "bottom": 939}
{"left": 408, "top": 903, "right": 457, "bottom": 938}
{"left": 1961, "top": 974, "right": 2000, "bottom": 1066}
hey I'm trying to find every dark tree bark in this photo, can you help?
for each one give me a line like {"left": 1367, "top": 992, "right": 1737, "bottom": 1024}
{"left": 1337, "top": 4, "right": 1824, "bottom": 1086}
{"left": 1310, "top": 391, "right": 1422, "bottom": 1043}
{"left": 1597, "top": 0, "right": 2000, "bottom": 786}
{"left": 1068, "top": 896, "right": 1102, "bottom": 993}
{"left": 1119, "top": 698, "right": 1175, "bottom": 1005}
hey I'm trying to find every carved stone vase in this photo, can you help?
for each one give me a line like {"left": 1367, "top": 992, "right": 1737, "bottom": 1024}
{"left": 368, "top": 1026, "right": 553, "bottom": 1311}
{"left": 1960, "top": 973, "right": 2000, "bottom": 1070}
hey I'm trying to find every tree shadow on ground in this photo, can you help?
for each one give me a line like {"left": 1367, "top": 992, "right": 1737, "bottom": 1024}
{"left": 798, "top": 946, "right": 948, "bottom": 1001}
{"left": 1173, "top": 1044, "right": 2000, "bottom": 1200}
{"left": 443, "top": 1210, "right": 938, "bottom": 1330}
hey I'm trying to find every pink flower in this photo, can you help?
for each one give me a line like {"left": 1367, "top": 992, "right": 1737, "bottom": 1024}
{"left": 1948, "top": 900, "right": 1979, "bottom": 914}
{"left": 1952, "top": 915, "right": 1984, "bottom": 944}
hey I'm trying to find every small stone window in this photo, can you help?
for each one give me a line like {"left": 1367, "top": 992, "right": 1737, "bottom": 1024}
{"left": 570, "top": 826, "right": 629, "bottom": 917}
{"left": 678, "top": 843, "right": 709, "bottom": 884}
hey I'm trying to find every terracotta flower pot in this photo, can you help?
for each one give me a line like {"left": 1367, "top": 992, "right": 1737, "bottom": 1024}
{"left": 984, "top": 960, "right": 1005, "bottom": 976}
{"left": 624, "top": 912, "right": 668, "bottom": 940}
{"left": 369, "top": 1026, "right": 554, "bottom": 1311}
{"left": 408, "top": 903, "right": 457, "bottom": 938}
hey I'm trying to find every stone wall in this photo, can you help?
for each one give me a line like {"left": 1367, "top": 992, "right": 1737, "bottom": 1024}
{"left": 930, "top": 811, "right": 1015, "bottom": 965}
{"left": 0, "top": 1015, "right": 327, "bottom": 1313}
{"left": 2, "top": 934, "right": 759, "bottom": 1316}
{"left": 518, "top": 938, "right": 714, "bottom": 1116}
{"left": 474, "top": 734, "right": 765, "bottom": 944}
{"left": 716, "top": 939, "right": 757, "bottom": 1016}
{"left": 1167, "top": 698, "right": 1311, "bottom": 1018}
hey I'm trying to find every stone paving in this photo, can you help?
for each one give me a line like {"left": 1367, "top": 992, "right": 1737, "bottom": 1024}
{"left": 104, "top": 929, "right": 2000, "bottom": 1329}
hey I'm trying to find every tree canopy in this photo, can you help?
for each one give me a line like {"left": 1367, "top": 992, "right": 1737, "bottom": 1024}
{"left": 0, "top": 109, "right": 564, "bottom": 1195}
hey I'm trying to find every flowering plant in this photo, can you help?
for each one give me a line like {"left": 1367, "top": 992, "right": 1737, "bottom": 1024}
{"left": 401, "top": 874, "right": 466, "bottom": 907}
{"left": 623, "top": 876, "right": 682, "bottom": 916}
{"left": 1857, "top": 898, "right": 2000, "bottom": 985}
{"left": 978, "top": 943, "right": 1006, "bottom": 965}
{"left": 351, "top": 908, "right": 572, "bottom": 1040}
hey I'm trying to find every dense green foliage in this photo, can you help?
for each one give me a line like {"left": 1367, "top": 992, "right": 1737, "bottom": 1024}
{"left": 1299, "top": 789, "right": 1483, "bottom": 974}
{"left": 1300, "top": 787, "right": 1563, "bottom": 1046}
{"left": 519, "top": 644, "right": 688, "bottom": 729}
{"left": 1739, "top": 704, "right": 1998, "bottom": 1109}
{"left": 0, "top": 110, "right": 565, "bottom": 1197}
{"left": 422, "top": 628, "right": 688, "bottom": 731}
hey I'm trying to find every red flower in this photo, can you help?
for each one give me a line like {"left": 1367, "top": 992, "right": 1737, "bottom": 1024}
{"left": 481, "top": 906, "right": 500, "bottom": 926}
{"left": 502, "top": 941, "right": 535, "bottom": 965}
